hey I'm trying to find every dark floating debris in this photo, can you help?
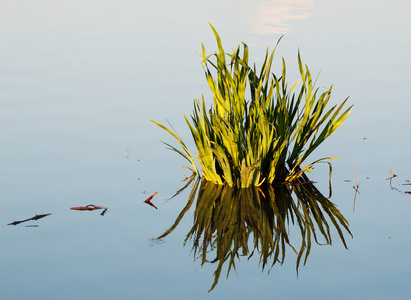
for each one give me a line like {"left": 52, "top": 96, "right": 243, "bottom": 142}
{"left": 7, "top": 213, "right": 51, "bottom": 226}
{"left": 144, "top": 192, "right": 158, "bottom": 209}
{"left": 405, "top": 191, "right": 411, "bottom": 195}
{"left": 7, "top": 190, "right": 158, "bottom": 227}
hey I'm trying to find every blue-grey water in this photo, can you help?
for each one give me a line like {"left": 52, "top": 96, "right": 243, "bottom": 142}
{"left": 1, "top": 0, "right": 410, "bottom": 299}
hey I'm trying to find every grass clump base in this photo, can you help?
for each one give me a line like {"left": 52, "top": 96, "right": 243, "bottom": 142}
{"left": 151, "top": 24, "right": 351, "bottom": 188}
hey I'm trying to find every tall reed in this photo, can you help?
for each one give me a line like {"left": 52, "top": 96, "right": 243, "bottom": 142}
{"left": 150, "top": 24, "right": 351, "bottom": 188}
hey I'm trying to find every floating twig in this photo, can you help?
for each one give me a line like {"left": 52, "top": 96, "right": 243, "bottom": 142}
{"left": 353, "top": 163, "right": 360, "bottom": 211}
{"left": 384, "top": 169, "right": 411, "bottom": 194}
{"left": 144, "top": 192, "right": 158, "bottom": 209}
{"left": 71, "top": 205, "right": 104, "bottom": 211}
{"left": 385, "top": 168, "right": 397, "bottom": 189}
{"left": 71, "top": 205, "right": 108, "bottom": 216}
{"left": 7, "top": 213, "right": 51, "bottom": 226}
{"left": 386, "top": 168, "right": 397, "bottom": 178}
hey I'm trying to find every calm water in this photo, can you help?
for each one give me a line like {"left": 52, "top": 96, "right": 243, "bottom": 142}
{"left": 1, "top": 0, "right": 411, "bottom": 299}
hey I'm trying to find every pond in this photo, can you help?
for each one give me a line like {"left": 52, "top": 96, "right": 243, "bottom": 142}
{"left": 1, "top": 0, "right": 410, "bottom": 299}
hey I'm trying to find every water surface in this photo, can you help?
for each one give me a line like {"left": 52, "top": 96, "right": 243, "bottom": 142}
{"left": 1, "top": 0, "right": 410, "bottom": 299}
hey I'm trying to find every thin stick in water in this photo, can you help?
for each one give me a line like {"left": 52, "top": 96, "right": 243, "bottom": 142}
{"left": 353, "top": 163, "right": 360, "bottom": 211}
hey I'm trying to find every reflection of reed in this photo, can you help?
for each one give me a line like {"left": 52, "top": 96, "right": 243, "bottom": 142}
{"left": 158, "top": 174, "right": 351, "bottom": 292}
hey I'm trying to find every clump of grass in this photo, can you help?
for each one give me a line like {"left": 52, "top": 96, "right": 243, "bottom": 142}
{"left": 150, "top": 24, "right": 351, "bottom": 188}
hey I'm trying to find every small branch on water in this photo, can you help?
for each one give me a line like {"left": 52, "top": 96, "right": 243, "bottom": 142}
{"left": 385, "top": 169, "right": 411, "bottom": 194}
{"left": 353, "top": 163, "right": 360, "bottom": 212}
{"left": 385, "top": 168, "right": 397, "bottom": 190}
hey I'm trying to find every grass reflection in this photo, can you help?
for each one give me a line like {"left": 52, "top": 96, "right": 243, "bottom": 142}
{"left": 159, "top": 174, "right": 351, "bottom": 291}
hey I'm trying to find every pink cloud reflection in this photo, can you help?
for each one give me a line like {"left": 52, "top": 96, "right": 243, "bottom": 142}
{"left": 253, "top": 0, "right": 315, "bottom": 34}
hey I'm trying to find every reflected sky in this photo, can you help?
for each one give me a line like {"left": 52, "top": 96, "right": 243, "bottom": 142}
{"left": 252, "top": 0, "right": 314, "bottom": 34}
{"left": 1, "top": 0, "right": 411, "bottom": 299}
